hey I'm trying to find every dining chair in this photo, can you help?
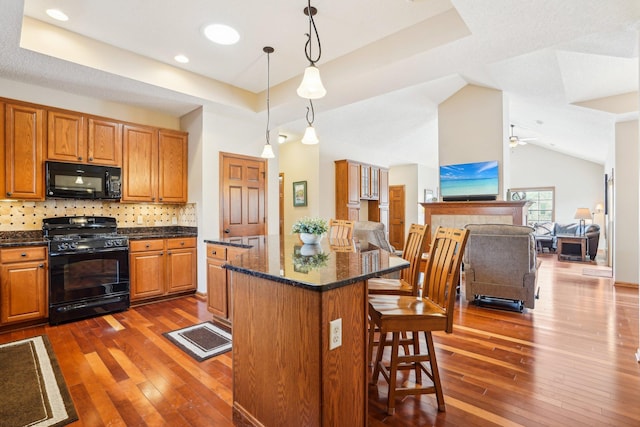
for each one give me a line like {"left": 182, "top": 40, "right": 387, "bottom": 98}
{"left": 328, "top": 219, "right": 355, "bottom": 240}
{"left": 367, "top": 223, "right": 429, "bottom": 296}
{"left": 368, "top": 226, "right": 469, "bottom": 415}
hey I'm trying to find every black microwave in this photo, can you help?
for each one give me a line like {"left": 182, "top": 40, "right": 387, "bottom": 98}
{"left": 45, "top": 161, "right": 122, "bottom": 200}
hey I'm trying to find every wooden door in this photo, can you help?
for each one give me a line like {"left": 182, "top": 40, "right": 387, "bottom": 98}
{"left": 122, "top": 124, "right": 158, "bottom": 202}
{"left": 220, "top": 153, "right": 266, "bottom": 237}
{"left": 5, "top": 103, "right": 45, "bottom": 200}
{"left": 388, "top": 185, "right": 405, "bottom": 251}
{"left": 88, "top": 117, "right": 122, "bottom": 166}
{"left": 158, "top": 129, "right": 188, "bottom": 203}
{"left": 47, "top": 110, "right": 86, "bottom": 162}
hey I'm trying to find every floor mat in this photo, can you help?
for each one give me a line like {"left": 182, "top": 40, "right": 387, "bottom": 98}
{"left": 163, "top": 322, "right": 232, "bottom": 362}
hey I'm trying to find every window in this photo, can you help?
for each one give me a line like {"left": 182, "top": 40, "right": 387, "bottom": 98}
{"left": 510, "top": 187, "right": 555, "bottom": 226}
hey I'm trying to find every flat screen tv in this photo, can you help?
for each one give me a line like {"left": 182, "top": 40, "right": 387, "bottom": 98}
{"left": 439, "top": 160, "right": 499, "bottom": 201}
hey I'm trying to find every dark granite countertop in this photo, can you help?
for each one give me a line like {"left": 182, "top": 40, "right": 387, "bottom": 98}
{"left": 121, "top": 226, "right": 197, "bottom": 240}
{"left": 0, "top": 227, "right": 197, "bottom": 247}
{"left": 223, "top": 235, "right": 409, "bottom": 292}
{"left": 203, "top": 238, "right": 253, "bottom": 249}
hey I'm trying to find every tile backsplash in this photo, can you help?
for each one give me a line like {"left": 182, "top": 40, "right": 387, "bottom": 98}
{"left": 0, "top": 200, "right": 197, "bottom": 231}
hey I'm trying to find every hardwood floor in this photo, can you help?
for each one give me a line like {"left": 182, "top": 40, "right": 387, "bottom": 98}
{"left": 1, "top": 254, "right": 638, "bottom": 426}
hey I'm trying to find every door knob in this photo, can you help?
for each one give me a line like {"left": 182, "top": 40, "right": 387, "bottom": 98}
{"left": 224, "top": 228, "right": 231, "bottom": 234}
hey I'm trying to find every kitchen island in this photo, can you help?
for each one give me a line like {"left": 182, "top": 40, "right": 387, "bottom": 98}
{"left": 224, "top": 235, "right": 408, "bottom": 427}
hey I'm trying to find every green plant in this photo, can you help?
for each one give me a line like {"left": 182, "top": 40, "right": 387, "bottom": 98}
{"left": 292, "top": 250, "right": 330, "bottom": 273}
{"left": 291, "top": 217, "right": 328, "bottom": 235}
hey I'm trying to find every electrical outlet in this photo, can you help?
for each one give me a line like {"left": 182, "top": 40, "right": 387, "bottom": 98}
{"left": 137, "top": 215, "right": 143, "bottom": 225}
{"left": 329, "top": 318, "right": 342, "bottom": 350}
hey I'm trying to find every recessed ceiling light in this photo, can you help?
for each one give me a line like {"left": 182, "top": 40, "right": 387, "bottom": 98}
{"left": 174, "top": 54, "right": 189, "bottom": 64}
{"left": 203, "top": 24, "right": 240, "bottom": 45}
{"left": 46, "top": 9, "right": 69, "bottom": 21}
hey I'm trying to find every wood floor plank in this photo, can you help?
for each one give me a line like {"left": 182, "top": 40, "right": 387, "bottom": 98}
{"left": 0, "top": 256, "right": 638, "bottom": 426}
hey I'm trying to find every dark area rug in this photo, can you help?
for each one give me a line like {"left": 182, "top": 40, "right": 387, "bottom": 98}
{"left": 0, "top": 335, "right": 78, "bottom": 427}
{"left": 163, "top": 321, "right": 232, "bottom": 362}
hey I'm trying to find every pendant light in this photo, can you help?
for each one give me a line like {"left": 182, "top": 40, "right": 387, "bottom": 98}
{"left": 296, "top": 0, "right": 326, "bottom": 99}
{"left": 301, "top": 100, "right": 319, "bottom": 145}
{"left": 260, "top": 46, "right": 276, "bottom": 159}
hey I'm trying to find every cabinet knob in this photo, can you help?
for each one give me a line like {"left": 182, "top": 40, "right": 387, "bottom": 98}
{"left": 180, "top": 241, "right": 185, "bottom": 246}
{"left": 152, "top": 197, "right": 156, "bottom": 201}
{"left": 89, "top": 157, "right": 94, "bottom": 161}
{"left": 39, "top": 263, "right": 44, "bottom": 268}
{"left": 159, "top": 197, "right": 163, "bottom": 201}
{"left": 6, "top": 192, "right": 11, "bottom": 197}
{"left": 78, "top": 156, "right": 83, "bottom": 161}
{"left": 167, "top": 251, "right": 171, "bottom": 255}
{"left": 21, "top": 253, "right": 27, "bottom": 257}
{"left": 211, "top": 250, "right": 216, "bottom": 255}
{"left": 145, "top": 244, "right": 150, "bottom": 248}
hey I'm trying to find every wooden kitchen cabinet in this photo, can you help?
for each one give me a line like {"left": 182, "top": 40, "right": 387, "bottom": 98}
{"left": 4, "top": 102, "right": 45, "bottom": 200}
{"left": 122, "top": 124, "right": 158, "bottom": 202}
{"left": 122, "top": 125, "right": 187, "bottom": 203}
{"left": 129, "top": 237, "right": 196, "bottom": 302}
{"left": 158, "top": 129, "right": 188, "bottom": 203}
{"left": 207, "top": 243, "right": 249, "bottom": 325}
{"left": 335, "top": 160, "right": 389, "bottom": 232}
{"left": 47, "top": 110, "right": 86, "bottom": 163}
{"left": 335, "top": 160, "right": 361, "bottom": 221}
{"left": 0, "top": 246, "right": 48, "bottom": 324}
{"left": 48, "top": 111, "right": 123, "bottom": 165}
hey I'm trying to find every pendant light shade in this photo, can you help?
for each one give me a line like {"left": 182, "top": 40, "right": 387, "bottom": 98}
{"left": 260, "top": 46, "right": 276, "bottom": 159}
{"left": 298, "top": 1, "right": 326, "bottom": 100}
{"left": 261, "top": 143, "right": 275, "bottom": 158}
{"left": 297, "top": 65, "right": 326, "bottom": 99}
{"left": 301, "top": 125, "right": 319, "bottom": 145}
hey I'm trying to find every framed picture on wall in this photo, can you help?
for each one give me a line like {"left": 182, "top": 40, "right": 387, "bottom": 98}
{"left": 293, "top": 181, "right": 307, "bottom": 207}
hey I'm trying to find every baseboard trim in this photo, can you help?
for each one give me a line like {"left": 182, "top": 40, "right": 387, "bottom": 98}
{"left": 613, "top": 281, "right": 638, "bottom": 288}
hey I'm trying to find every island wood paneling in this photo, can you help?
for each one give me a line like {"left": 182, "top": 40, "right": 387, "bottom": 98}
{"left": 232, "top": 272, "right": 367, "bottom": 427}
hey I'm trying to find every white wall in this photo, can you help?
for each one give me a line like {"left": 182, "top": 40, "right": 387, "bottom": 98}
{"left": 279, "top": 139, "right": 320, "bottom": 234}
{"left": 509, "top": 143, "right": 604, "bottom": 223}
{"left": 614, "top": 120, "right": 638, "bottom": 286}
{"left": 438, "top": 84, "right": 507, "bottom": 199}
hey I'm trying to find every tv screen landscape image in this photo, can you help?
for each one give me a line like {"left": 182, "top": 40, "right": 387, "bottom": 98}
{"left": 439, "top": 160, "right": 499, "bottom": 200}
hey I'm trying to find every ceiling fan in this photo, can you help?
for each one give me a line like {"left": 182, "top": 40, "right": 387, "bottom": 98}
{"left": 509, "top": 124, "right": 537, "bottom": 148}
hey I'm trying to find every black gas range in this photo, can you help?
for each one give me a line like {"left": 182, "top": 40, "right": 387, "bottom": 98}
{"left": 43, "top": 216, "right": 130, "bottom": 325}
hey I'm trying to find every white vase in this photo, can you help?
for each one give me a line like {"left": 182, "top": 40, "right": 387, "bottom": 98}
{"left": 300, "top": 233, "right": 322, "bottom": 244}
{"left": 300, "top": 244, "right": 321, "bottom": 256}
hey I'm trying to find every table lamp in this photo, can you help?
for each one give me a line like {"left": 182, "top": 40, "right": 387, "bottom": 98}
{"left": 574, "top": 208, "right": 592, "bottom": 236}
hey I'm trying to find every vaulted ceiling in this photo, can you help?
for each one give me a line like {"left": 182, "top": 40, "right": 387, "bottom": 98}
{"left": 1, "top": 0, "right": 639, "bottom": 165}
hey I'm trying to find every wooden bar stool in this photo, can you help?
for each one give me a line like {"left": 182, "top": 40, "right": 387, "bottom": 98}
{"left": 328, "top": 219, "right": 354, "bottom": 240}
{"left": 368, "top": 227, "right": 469, "bottom": 415}
{"left": 367, "top": 224, "right": 429, "bottom": 365}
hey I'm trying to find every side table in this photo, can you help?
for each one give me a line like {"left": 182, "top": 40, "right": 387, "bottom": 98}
{"left": 557, "top": 235, "right": 588, "bottom": 262}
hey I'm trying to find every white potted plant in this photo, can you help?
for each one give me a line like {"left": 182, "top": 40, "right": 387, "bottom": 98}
{"left": 291, "top": 217, "right": 328, "bottom": 244}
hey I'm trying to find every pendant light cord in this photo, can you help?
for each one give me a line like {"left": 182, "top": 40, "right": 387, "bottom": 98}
{"left": 306, "top": 99, "right": 315, "bottom": 126}
{"left": 304, "top": 0, "right": 322, "bottom": 65}
{"left": 265, "top": 47, "right": 272, "bottom": 144}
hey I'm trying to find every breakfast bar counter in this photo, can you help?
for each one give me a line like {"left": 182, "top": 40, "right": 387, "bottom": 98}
{"left": 224, "top": 235, "right": 408, "bottom": 427}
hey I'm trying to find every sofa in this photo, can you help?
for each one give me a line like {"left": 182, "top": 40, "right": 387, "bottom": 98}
{"left": 533, "top": 222, "right": 600, "bottom": 260}
{"left": 463, "top": 224, "right": 538, "bottom": 311}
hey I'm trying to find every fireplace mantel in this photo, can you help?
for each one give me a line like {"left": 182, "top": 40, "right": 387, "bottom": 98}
{"left": 420, "top": 200, "right": 531, "bottom": 237}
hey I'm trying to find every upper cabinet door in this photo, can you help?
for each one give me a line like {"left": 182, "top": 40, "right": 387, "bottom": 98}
{"left": 158, "top": 129, "right": 187, "bottom": 203}
{"left": 5, "top": 103, "right": 45, "bottom": 200}
{"left": 122, "top": 124, "right": 158, "bottom": 202}
{"left": 47, "top": 110, "right": 86, "bottom": 163}
{"left": 87, "top": 117, "right": 122, "bottom": 166}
